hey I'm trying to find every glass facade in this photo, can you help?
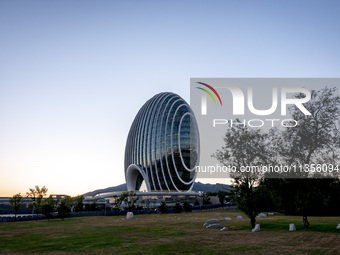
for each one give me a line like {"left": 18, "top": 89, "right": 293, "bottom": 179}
{"left": 125, "top": 92, "right": 199, "bottom": 192}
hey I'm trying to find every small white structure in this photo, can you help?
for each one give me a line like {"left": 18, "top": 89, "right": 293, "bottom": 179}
{"left": 236, "top": 216, "right": 243, "bottom": 220}
{"left": 252, "top": 224, "right": 260, "bottom": 232}
{"left": 220, "top": 227, "right": 229, "bottom": 231}
{"left": 256, "top": 213, "right": 267, "bottom": 218}
{"left": 219, "top": 217, "right": 232, "bottom": 222}
{"left": 207, "top": 219, "right": 220, "bottom": 223}
{"left": 336, "top": 224, "right": 340, "bottom": 230}
{"left": 126, "top": 212, "right": 134, "bottom": 220}
{"left": 289, "top": 224, "right": 296, "bottom": 231}
{"left": 203, "top": 219, "right": 221, "bottom": 227}
{"left": 206, "top": 223, "right": 223, "bottom": 229}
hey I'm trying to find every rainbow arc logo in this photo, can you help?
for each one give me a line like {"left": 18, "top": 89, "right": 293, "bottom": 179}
{"left": 196, "top": 82, "right": 222, "bottom": 106}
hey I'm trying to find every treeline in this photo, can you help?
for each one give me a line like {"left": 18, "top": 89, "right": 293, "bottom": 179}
{"left": 9, "top": 185, "right": 86, "bottom": 221}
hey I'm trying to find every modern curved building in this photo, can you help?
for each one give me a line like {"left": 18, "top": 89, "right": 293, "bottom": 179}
{"left": 124, "top": 92, "right": 199, "bottom": 192}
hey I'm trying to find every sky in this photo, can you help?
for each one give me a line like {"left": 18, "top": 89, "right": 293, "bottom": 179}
{"left": 1, "top": 0, "right": 340, "bottom": 197}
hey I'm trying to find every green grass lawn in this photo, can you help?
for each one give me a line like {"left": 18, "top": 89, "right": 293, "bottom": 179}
{"left": 0, "top": 211, "right": 339, "bottom": 254}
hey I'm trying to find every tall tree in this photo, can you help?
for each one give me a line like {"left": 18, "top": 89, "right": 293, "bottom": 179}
{"left": 274, "top": 87, "right": 340, "bottom": 227}
{"left": 57, "top": 197, "right": 72, "bottom": 220}
{"left": 9, "top": 193, "right": 23, "bottom": 221}
{"left": 214, "top": 124, "right": 274, "bottom": 228}
{"left": 26, "top": 185, "right": 48, "bottom": 220}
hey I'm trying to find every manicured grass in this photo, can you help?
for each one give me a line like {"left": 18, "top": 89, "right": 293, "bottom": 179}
{"left": 0, "top": 211, "right": 339, "bottom": 254}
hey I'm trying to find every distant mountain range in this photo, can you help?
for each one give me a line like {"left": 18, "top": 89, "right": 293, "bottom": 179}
{"left": 83, "top": 182, "right": 232, "bottom": 197}
{"left": 192, "top": 182, "right": 232, "bottom": 193}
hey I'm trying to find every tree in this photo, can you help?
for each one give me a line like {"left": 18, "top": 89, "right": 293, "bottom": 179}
{"left": 113, "top": 195, "right": 121, "bottom": 210}
{"left": 9, "top": 193, "right": 23, "bottom": 221}
{"left": 214, "top": 124, "right": 274, "bottom": 228}
{"left": 125, "top": 191, "right": 139, "bottom": 210}
{"left": 214, "top": 86, "right": 340, "bottom": 228}
{"left": 217, "top": 191, "right": 227, "bottom": 206}
{"left": 276, "top": 87, "right": 340, "bottom": 175}
{"left": 273, "top": 87, "right": 340, "bottom": 228}
{"left": 202, "top": 192, "right": 211, "bottom": 206}
{"left": 57, "top": 197, "right": 72, "bottom": 220}
{"left": 41, "top": 197, "right": 55, "bottom": 220}
{"left": 114, "top": 191, "right": 139, "bottom": 210}
{"left": 73, "top": 195, "right": 84, "bottom": 212}
{"left": 26, "top": 185, "right": 48, "bottom": 220}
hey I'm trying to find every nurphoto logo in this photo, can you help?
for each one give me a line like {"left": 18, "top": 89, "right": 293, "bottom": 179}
{"left": 196, "top": 81, "right": 313, "bottom": 128}
{"left": 190, "top": 78, "right": 340, "bottom": 179}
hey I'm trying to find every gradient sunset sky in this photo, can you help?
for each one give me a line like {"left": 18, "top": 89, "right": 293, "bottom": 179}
{"left": 1, "top": 0, "right": 340, "bottom": 196}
